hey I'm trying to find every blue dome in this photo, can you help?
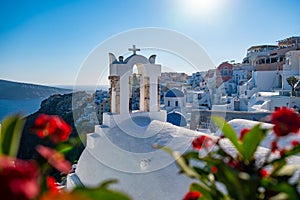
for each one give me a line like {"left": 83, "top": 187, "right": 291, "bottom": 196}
{"left": 165, "top": 89, "right": 184, "bottom": 98}
{"left": 167, "top": 111, "right": 187, "bottom": 127}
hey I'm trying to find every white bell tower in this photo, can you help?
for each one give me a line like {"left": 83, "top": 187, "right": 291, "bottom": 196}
{"left": 103, "top": 45, "right": 166, "bottom": 127}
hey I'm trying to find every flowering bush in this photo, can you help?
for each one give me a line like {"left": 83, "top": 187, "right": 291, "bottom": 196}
{"left": 32, "top": 114, "right": 72, "bottom": 144}
{"left": 0, "top": 156, "right": 40, "bottom": 200}
{"left": 165, "top": 107, "right": 300, "bottom": 199}
{"left": 0, "top": 114, "right": 131, "bottom": 200}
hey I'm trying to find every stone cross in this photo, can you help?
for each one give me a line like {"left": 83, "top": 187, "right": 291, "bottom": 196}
{"left": 128, "top": 45, "right": 140, "bottom": 55}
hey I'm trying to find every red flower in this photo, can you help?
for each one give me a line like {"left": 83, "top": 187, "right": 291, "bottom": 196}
{"left": 279, "top": 149, "right": 286, "bottom": 156}
{"left": 227, "top": 159, "right": 242, "bottom": 170}
{"left": 270, "top": 107, "right": 300, "bottom": 137}
{"left": 211, "top": 166, "right": 218, "bottom": 173}
{"left": 192, "top": 135, "right": 214, "bottom": 150}
{"left": 0, "top": 156, "right": 40, "bottom": 200}
{"left": 36, "top": 145, "right": 71, "bottom": 174}
{"left": 271, "top": 141, "right": 278, "bottom": 153}
{"left": 239, "top": 128, "right": 250, "bottom": 141}
{"left": 260, "top": 169, "right": 269, "bottom": 177}
{"left": 46, "top": 176, "right": 59, "bottom": 193}
{"left": 183, "top": 191, "right": 202, "bottom": 200}
{"left": 291, "top": 140, "right": 300, "bottom": 147}
{"left": 32, "top": 114, "right": 71, "bottom": 143}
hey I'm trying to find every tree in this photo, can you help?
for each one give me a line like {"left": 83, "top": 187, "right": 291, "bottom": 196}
{"left": 286, "top": 76, "right": 300, "bottom": 96}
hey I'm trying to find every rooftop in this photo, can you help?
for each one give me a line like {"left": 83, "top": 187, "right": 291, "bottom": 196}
{"left": 165, "top": 88, "right": 184, "bottom": 98}
{"left": 277, "top": 36, "right": 300, "bottom": 46}
{"left": 247, "top": 45, "right": 278, "bottom": 52}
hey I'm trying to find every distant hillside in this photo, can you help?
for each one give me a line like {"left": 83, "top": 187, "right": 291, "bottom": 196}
{"left": 0, "top": 79, "right": 71, "bottom": 100}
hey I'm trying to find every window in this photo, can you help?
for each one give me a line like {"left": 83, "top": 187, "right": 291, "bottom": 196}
{"left": 198, "top": 93, "right": 202, "bottom": 99}
{"left": 279, "top": 56, "right": 284, "bottom": 62}
{"left": 168, "top": 101, "right": 170, "bottom": 106}
{"left": 222, "top": 67, "right": 228, "bottom": 76}
{"left": 271, "top": 57, "right": 277, "bottom": 63}
{"left": 254, "top": 100, "right": 265, "bottom": 105}
{"left": 175, "top": 101, "right": 179, "bottom": 107}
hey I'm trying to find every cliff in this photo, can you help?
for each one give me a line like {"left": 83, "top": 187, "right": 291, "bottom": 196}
{"left": 18, "top": 91, "right": 98, "bottom": 178}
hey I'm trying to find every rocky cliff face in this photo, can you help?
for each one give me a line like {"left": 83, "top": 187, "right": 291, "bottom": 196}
{"left": 18, "top": 91, "right": 98, "bottom": 172}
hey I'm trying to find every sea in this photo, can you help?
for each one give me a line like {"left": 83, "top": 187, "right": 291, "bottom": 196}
{"left": 0, "top": 85, "right": 109, "bottom": 122}
{"left": 0, "top": 98, "right": 43, "bottom": 121}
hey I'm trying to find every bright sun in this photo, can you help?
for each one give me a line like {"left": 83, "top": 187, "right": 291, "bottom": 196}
{"left": 179, "top": 0, "right": 228, "bottom": 19}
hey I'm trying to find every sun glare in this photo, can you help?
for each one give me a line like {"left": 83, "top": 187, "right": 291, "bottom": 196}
{"left": 178, "top": 0, "right": 228, "bottom": 19}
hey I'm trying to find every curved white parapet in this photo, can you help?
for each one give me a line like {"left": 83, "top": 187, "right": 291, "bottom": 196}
{"left": 67, "top": 118, "right": 300, "bottom": 199}
{"left": 67, "top": 119, "right": 200, "bottom": 199}
{"left": 67, "top": 145, "right": 194, "bottom": 199}
{"left": 102, "top": 110, "right": 166, "bottom": 129}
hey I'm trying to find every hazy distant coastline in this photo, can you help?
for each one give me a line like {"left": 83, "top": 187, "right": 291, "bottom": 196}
{"left": 0, "top": 79, "right": 70, "bottom": 120}
{"left": 0, "top": 79, "right": 109, "bottom": 121}
{"left": 54, "top": 85, "right": 109, "bottom": 93}
{"left": 0, "top": 79, "right": 71, "bottom": 100}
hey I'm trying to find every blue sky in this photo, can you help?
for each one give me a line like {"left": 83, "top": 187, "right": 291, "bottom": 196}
{"left": 1, "top": 0, "right": 300, "bottom": 86}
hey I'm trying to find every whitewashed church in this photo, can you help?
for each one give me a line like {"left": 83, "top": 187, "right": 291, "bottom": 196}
{"left": 67, "top": 46, "right": 200, "bottom": 199}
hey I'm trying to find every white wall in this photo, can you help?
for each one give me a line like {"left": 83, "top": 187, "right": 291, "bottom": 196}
{"left": 164, "top": 97, "right": 185, "bottom": 108}
{"left": 282, "top": 50, "right": 300, "bottom": 90}
{"left": 254, "top": 71, "right": 280, "bottom": 91}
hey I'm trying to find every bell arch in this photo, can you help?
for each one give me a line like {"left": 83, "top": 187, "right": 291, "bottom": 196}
{"left": 129, "top": 63, "right": 150, "bottom": 112}
{"left": 109, "top": 46, "right": 161, "bottom": 115}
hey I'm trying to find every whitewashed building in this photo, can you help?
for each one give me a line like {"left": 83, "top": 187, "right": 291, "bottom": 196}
{"left": 282, "top": 50, "right": 300, "bottom": 92}
{"left": 248, "top": 92, "right": 300, "bottom": 111}
{"left": 164, "top": 88, "right": 186, "bottom": 112}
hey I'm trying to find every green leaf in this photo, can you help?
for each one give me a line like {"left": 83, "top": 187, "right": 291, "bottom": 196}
{"left": 265, "top": 181, "right": 300, "bottom": 199}
{"left": 190, "top": 182, "right": 214, "bottom": 200}
{"left": 155, "top": 145, "right": 213, "bottom": 191}
{"left": 271, "top": 159, "right": 287, "bottom": 176}
{"left": 205, "top": 157, "right": 259, "bottom": 200}
{"left": 0, "top": 114, "right": 25, "bottom": 157}
{"left": 98, "top": 179, "right": 119, "bottom": 189}
{"left": 242, "top": 124, "right": 266, "bottom": 161}
{"left": 216, "top": 166, "right": 244, "bottom": 199}
{"left": 155, "top": 145, "right": 198, "bottom": 178}
{"left": 270, "top": 145, "right": 300, "bottom": 166}
{"left": 183, "top": 151, "right": 201, "bottom": 161}
{"left": 211, "top": 116, "right": 243, "bottom": 157}
{"left": 73, "top": 179, "right": 132, "bottom": 200}
{"left": 173, "top": 151, "right": 202, "bottom": 179}
{"left": 74, "top": 187, "right": 132, "bottom": 200}
{"left": 284, "top": 144, "right": 300, "bottom": 157}
{"left": 193, "top": 166, "right": 210, "bottom": 176}
{"left": 56, "top": 143, "right": 73, "bottom": 154}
